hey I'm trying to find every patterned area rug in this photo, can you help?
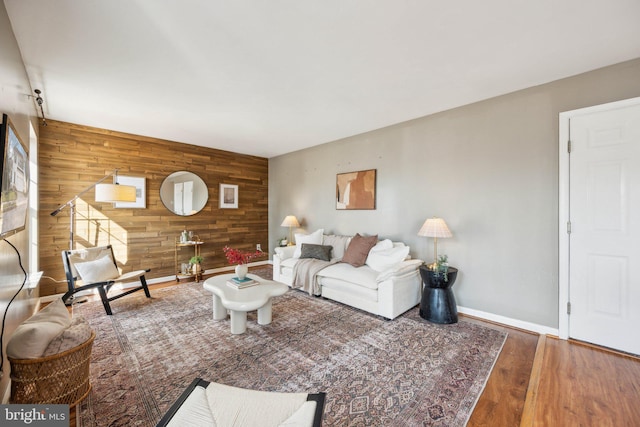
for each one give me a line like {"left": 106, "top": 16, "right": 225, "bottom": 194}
{"left": 76, "top": 278, "right": 506, "bottom": 426}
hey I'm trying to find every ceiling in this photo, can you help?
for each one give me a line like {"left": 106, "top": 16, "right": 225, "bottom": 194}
{"left": 5, "top": 1, "right": 640, "bottom": 158}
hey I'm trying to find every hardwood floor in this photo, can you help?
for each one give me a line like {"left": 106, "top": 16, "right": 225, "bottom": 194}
{"left": 69, "top": 273, "right": 640, "bottom": 426}
{"left": 530, "top": 338, "right": 640, "bottom": 426}
{"left": 466, "top": 316, "right": 640, "bottom": 427}
{"left": 466, "top": 317, "right": 539, "bottom": 426}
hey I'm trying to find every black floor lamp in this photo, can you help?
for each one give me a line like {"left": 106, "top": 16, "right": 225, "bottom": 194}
{"left": 50, "top": 169, "right": 136, "bottom": 300}
{"left": 50, "top": 168, "right": 137, "bottom": 249}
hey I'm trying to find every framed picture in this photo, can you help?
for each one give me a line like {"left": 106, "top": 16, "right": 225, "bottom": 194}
{"left": 219, "top": 183, "right": 238, "bottom": 209}
{"left": 0, "top": 114, "right": 29, "bottom": 237}
{"left": 336, "top": 169, "right": 376, "bottom": 210}
{"left": 115, "top": 176, "right": 146, "bottom": 208}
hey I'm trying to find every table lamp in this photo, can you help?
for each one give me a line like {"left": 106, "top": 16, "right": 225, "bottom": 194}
{"left": 280, "top": 215, "right": 300, "bottom": 246}
{"left": 418, "top": 217, "right": 452, "bottom": 269}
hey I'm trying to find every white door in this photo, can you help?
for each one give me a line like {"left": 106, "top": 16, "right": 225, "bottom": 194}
{"left": 568, "top": 101, "right": 640, "bottom": 355}
{"left": 183, "top": 180, "right": 194, "bottom": 215}
{"left": 174, "top": 182, "right": 184, "bottom": 215}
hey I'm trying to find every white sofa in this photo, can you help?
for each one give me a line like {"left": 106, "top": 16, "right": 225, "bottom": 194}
{"left": 273, "top": 231, "right": 423, "bottom": 320}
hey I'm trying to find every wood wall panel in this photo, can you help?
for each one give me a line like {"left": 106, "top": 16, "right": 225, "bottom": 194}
{"left": 38, "top": 120, "right": 268, "bottom": 296}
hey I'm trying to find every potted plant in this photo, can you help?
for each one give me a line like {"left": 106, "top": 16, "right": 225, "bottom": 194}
{"left": 420, "top": 254, "right": 451, "bottom": 288}
{"left": 190, "top": 255, "right": 203, "bottom": 275}
{"left": 433, "top": 254, "right": 449, "bottom": 282}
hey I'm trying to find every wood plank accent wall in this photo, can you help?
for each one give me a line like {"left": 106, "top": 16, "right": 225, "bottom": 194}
{"left": 38, "top": 120, "right": 268, "bottom": 297}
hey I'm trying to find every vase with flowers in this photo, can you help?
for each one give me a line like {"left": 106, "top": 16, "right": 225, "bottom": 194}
{"left": 223, "top": 246, "right": 263, "bottom": 280}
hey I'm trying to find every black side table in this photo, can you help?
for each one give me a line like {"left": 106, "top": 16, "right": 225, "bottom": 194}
{"left": 419, "top": 265, "right": 458, "bottom": 324}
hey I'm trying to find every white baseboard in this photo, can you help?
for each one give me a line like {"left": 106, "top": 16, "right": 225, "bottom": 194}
{"left": 458, "top": 305, "right": 559, "bottom": 336}
{"left": 43, "top": 261, "right": 559, "bottom": 338}
{"left": 147, "top": 260, "right": 272, "bottom": 285}
{"left": 41, "top": 260, "right": 275, "bottom": 300}
{"left": 200, "top": 260, "right": 271, "bottom": 279}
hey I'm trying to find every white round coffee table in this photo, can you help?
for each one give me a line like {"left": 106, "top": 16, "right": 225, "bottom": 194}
{"left": 203, "top": 273, "right": 288, "bottom": 334}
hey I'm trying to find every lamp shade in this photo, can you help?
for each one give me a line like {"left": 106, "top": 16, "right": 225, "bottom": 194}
{"left": 418, "top": 217, "right": 452, "bottom": 238}
{"left": 280, "top": 215, "right": 300, "bottom": 228}
{"left": 95, "top": 183, "right": 137, "bottom": 203}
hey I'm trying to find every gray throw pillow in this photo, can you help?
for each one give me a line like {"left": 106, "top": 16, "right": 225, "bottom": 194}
{"left": 300, "top": 244, "right": 333, "bottom": 261}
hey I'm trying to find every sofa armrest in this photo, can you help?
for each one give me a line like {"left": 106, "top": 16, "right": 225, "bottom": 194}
{"left": 377, "top": 268, "right": 422, "bottom": 319}
{"left": 273, "top": 246, "right": 297, "bottom": 282}
{"left": 274, "top": 246, "right": 296, "bottom": 260}
{"left": 375, "top": 259, "right": 424, "bottom": 283}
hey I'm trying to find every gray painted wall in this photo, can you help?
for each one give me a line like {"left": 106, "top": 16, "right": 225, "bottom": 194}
{"left": 0, "top": 2, "right": 39, "bottom": 399}
{"left": 269, "top": 58, "right": 640, "bottom": 329}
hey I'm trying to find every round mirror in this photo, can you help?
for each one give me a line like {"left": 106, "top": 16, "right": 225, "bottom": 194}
{"left": 160, "top": 171, "right": 209, "bottom": 216}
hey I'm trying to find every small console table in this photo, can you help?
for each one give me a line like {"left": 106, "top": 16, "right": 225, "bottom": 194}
{"left": 175, "top": 239, "right": 204, "bottom": 282}
{"left": 419, "top": 265, "right": 458, "bottom": 324}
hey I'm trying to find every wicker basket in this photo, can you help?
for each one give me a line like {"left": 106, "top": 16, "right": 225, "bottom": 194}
{"left": 9, "top": 330, "right": 95, "bottom": 407}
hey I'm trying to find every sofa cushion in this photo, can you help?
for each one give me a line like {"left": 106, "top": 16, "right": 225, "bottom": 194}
{"left": 300, "top": 244, "right": 332, "bottom": 261}
{"left": 366, "top": 243, "right": 410, "bottom": 272}
{"left": 322, "top": 235, "right": 351, "bottom": 260}
{"left": 74, "top": 254, "right": 119, "bottom": 283}
{"left": 319, "top": 277, "right": 379, "bottom": 302}
{"left": 341, "top": 234, "right": 378, "bottom": 267}
{"left": 317, "top": 263, "right": 380, "bottom": 290}
{"left": 6, "top": 298, "right": 72, "bottom": 359}
{"left": 293, "top": 229, "right": 324, "bottom": 258}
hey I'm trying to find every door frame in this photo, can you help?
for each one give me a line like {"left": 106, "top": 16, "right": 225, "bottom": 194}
{"left": 558, "top": 96, "right": 640, "bottom": 340}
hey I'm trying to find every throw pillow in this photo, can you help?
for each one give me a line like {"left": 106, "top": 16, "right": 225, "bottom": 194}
{"left": 369, "top": 239, "right": 394, "bottom": 253}
{"left": 366, "top": 245, "right": 411, "bottom": 272}
{"left": 322, "top": 235, "right": 352, "bottom": 260}
{"left": 341, "top": 233, "right": 378, "bottom": 267}
{"left": 293, "top": 229, "right": 324, "bottom": 258}
{"left": 43, "top": 315, "right": 93, "bottom": 356}
{"left": 300, "top": 244, "right": 333, "bottom": 261}
{"left": 6, "top": 298, "right": 72, "bottom": 359}
{"left": 74, "top": 255, "right": 120, "bottom": 283}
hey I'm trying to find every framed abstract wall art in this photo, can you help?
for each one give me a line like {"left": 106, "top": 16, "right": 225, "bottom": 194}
{"left": 115, "top": 175, "right": 146, "bottom": 208}
{"left": 336, "top": 169, "right": 376, "bottom": 210}
{"left": 219, "top": 183, "right": 238, "bottom": 209}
